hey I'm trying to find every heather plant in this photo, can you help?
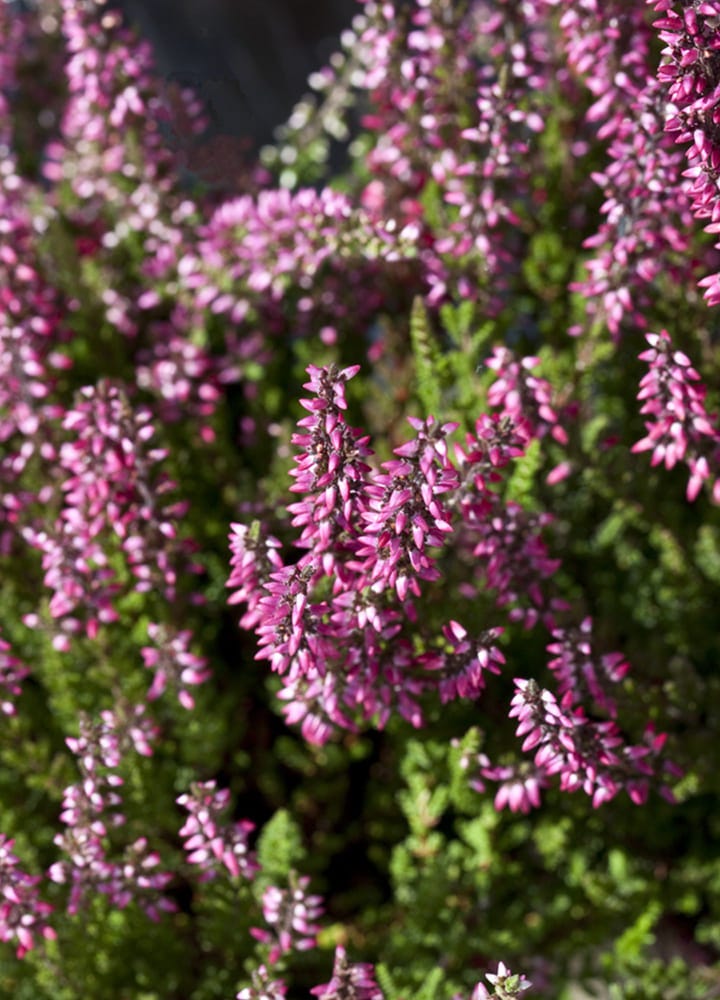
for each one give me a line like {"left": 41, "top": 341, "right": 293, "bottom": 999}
{"left": 0, "top": 0, "right": 720, "bottom": 998}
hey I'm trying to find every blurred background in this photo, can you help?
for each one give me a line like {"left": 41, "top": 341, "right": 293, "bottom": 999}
{"left": 115, "top": 0, "right": 356, "bottom": 147}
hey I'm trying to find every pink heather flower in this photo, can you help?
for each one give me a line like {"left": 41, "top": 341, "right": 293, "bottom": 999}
{"left": 287, "top": 363, "right": 373, "bottom": 580}
{"left": 648, "top": 0, "right": 720, "bottom": 305}
{"left": 421, "top": 622, "right": 505, "bottom": 704}
{"left": 250, "top": 875, "right": 323, "bottom": 964}
{"left": 177, "top": 781, "right": 258, "bottom": 881}
{"left": 357, "top": 414, "right": 459, "bottom": 600}
{"left": 545, "top": 461, "right": 571, "bottom": 486}
{"left": 237, "top": 964, "right": 288, "bottom": 1000}
{"left": 230, "top": 366, "right": 556, "bottom": 740}
{"left": 311, "top": 946, "right": 384, "bottom": 1000}
{"left": 0, "top": 634, "right": 29, "bottom": 716}
{"left": 42, "top": 0, "right": 206, "bottom": 336}
{"left": 480, "top": 762, "right": 548, "bottom": 815}
{"left": 50, "top": 0, "right": 206, "bottom": 195}
{"left": 558, "top": 1, "right": 695, "bottom": 337}
{"left": 0, "top": 155, "right": 68, "bottom": 541}
{"left": 141, "top": 623, "right": 210, "bottom": 710}
{"left": 486, "top": 348, "right": 568, "bottom": 445}
{"left": 575, "top": 80, "right": 694, "bottom": 338}
{"left": 348, "top": 0, "right": 554, "bottom": 310}
{"left": 22, "top": 381, "right": 201, "bottom": 645}
{"left": 164, "top": 186, "right": 413, "bottom": 357}
{"left": 452, "top": 422, "right": 562, "bottom": 630}
{"left": 135, "top": 321, "right": 222, "bottom": 442}
{"left": 453, "top": 414, "right": 528, "bottom": 486}
{"left": 448, "top": 410, "right": 567, "bottom": 629}
{"left": 99, "top": 837, "right": 175, "bottom": 923}
{"left": 546, "top": 617, "right": 630, "bottom": 718}
{"left": 228, "top": 523, "right": 284, "bottom": 631}
{"left": 509, "top": 678, "right": 674, "bottom": 808}
{"left": 0, "top": 836, "right": 55, "bottom": 959}
{"left": 276, "top": 671, "right": 357, "bottom": 746}
{"left": 557, "top": 1, "right": 653, "bottom": 137}
{"left": 632, "top": 331, "right": 720, "bottom": 501}
{"left": 50, "top": 705, "right": 173, "bottom": 919}
{"left": 462, "top": 497, "right": 564, "bottom": 631}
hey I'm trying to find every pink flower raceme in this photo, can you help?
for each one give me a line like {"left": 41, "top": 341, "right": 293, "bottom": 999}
{"left": 0, "top": 157, "right": 69, "bottom": 543}
{"left": 632, "top": 330, "right": 720, "bottom": 501}
{"left": 35, "top": 1, "right": 227, "bottom": 433}
{"left": 456, "top": 742, "right": 550, "bottom": 815}
{"left": 48, "top": 0, "right": 206, "bottom": 201}
{"left": 49, "top": 705, "right": 175, "bottom": 920}
{"left": 0, "top": 202, "right": 66, "bottom": 445}
{"left": 237, "top": 964, "right": 288, "bottom": 1000}
{"left": 250, "top": 875, "right": 323, "bottom": 964}
{"left": 229, "top": 365, "right": 520, "bottom": 742}
{"left": 462, "top": 497, "right": 564, "bottom": 630}
{"left": 98, "top": 837, "right": 174, "bottom": 920}
{"left": 453, "top": 413, "right": 528, "bottom": 488}
{"left": 356, "top": 413, "right": 459, "bottom": 601}
{"left": 162, "top": 187, "right": 416, "bottom": 355}
{"left": 546, "top": 617, "right": 629, "bottom": 719}
{"left": 576, "top": 80, "right": 694, "bottom": 337}
{"left": 288, "top": 363, "right": 373, "bottom": 577}
{"left": 276, "top": 671, "right": 358, "bottom": 746}
{"left": 486, "top": 349, "right": 568, "bottom": 446}
{"left": 555, "top": 0, "right": 653, "bottom": 139}
{"left": 485, "top": 346, "right": 577, "bottom": 486}
{"left": 0, "top": 836, "right": 55, "bottom": 959}
{"left": 37, "top": 0, "right": 209, "bottom": 343}
{"left": 0, "top": 633, "right": 29, "bottom": 716}
{"left": 509, "top": 678, "right": 675, "bottom": 807}
{"left": 177, "top": 781, "right": 258, "bottom": 882}
{"left": 478, "top": 761, "right": 549, "bottom": 815}
{"left": 335, "top": 0, "right": 554, "bottom": 310}
{"left": 451, "top": 417, "right": 566, "bottom": 630}
{"left": 23, "top": 381, "right": 201, "bottom": 647}
{"left": 228, "top": 524, "right": 285, "bottom": 631}
{"left": 134, "top": 318, "right": 222, "bottom": 444}
{"left": 648, "top": 0, "right": 720, "bottom": 305}
{"left": 555, "top": 0, "right": 695, "bottom": 336}
{"left": 311, "top": 946, "right": 384, "bottom": 1000}
{"left": 141, "top": 622, "right": 210, "bottom": 710}
{"left": 420, "top": 621, "right": 505, "bottom": 704}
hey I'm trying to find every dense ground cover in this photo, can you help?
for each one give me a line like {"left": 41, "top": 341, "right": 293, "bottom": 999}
{"left": 1, "top": 0, "right": 720, "bottom": 997}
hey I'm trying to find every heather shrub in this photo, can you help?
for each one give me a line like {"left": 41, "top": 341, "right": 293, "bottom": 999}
{"left": 0, "top": 1, "right": 719, "bottom": 998}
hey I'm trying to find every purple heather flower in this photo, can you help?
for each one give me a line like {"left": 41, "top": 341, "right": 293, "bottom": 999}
{"left": 311, "top": 945, "right": 384, "bottom": 1000}
{"left": 177, "top": 781, "right": 258, "bottom": 881}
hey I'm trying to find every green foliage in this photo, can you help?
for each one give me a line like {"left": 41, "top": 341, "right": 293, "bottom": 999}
{"left": 256, "top": 809, "right": 306, "bottom": 886}
{"left": 3, "top": 4, "right": 720, "bottom": 999}
{"left": 409, "top": 297, "right": 444, "bottom": 417}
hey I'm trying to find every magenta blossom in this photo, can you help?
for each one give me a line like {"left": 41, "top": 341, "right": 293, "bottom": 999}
{"left": 0, "top": 836, "right": 55, "bottom": 959}
{"left": 177, "top": 781, "right": 258, "bottom": 882}
{"left": 311, "top": 945, "right": 384, "bottom": 1000}
{"left": 633, "top": 330, "right": 720, "bottom": 501}
{"left": 250, "top": 875, "right": 323, "bottom": 964}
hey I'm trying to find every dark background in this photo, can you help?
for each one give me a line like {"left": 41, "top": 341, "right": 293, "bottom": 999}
{"left": 116, "top": 0, "right": 356, "bottom": 148}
